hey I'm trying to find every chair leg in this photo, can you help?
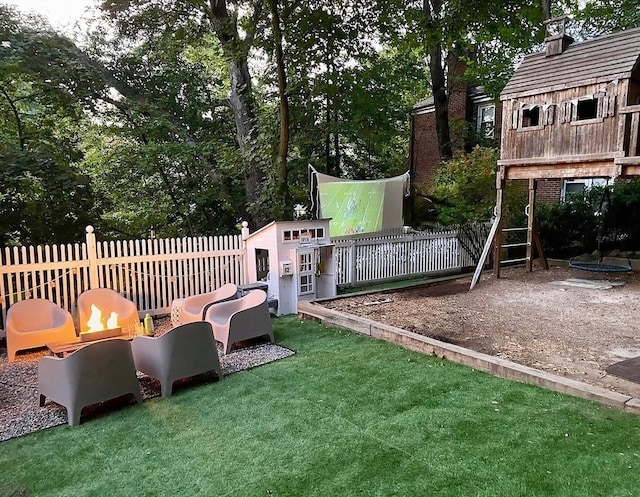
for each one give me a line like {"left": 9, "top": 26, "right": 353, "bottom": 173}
{"left": 67, "top": 407, "right": 81, "bottom": 427}
{"left": 214, "top": 365, "right": 223, "bottom": 380}
{"left": 160, "top": 380, "right": 173, "bottom": 398}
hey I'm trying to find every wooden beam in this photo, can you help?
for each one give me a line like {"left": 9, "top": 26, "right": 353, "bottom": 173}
{"left": 498, "top": 153, "right": 615, "bottom": 167}
{"left": 505, "top": 163, "right": 619, "bottom": 180}
{"left": 526, "top": 179, "right": 535, "bottom": 272}
{"left": 470, "top": 215, "right": 501, "bottom": 291}
{"left": 493, "top": 187, "right": 505, "bottom": 280}
{"left": 532, "top": 225, "right": 549, "bottom": 270}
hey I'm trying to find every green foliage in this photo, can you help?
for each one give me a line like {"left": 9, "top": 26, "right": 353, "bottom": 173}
{"left": 536, "top": 179, "right": 640, "bottom": 258}
{"left": 0, "top": 6, "right": 96, "bottom": 245}
{"left": 431, "top": 147, "right": 498, "bottom": 225}
{"left": 573, "top": 0, "right": 640, "bottom": 37}
{"left": 536, "top": 195, "right": 599, "bottom": 258}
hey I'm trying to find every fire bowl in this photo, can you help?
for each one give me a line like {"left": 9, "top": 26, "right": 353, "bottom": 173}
{"left": 79, "top": 327, "right": 123, "bottom": 342}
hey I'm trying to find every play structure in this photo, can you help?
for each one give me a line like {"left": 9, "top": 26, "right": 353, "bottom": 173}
{"left": 472, "top": 20, "right": 640, "bottom": 288}
{"left": 242, "top": 220, "right": 336, "bottom": 315}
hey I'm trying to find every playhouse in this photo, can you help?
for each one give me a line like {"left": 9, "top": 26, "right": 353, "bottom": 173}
{"left": 242, "top": 220, "right": 336, "bottom": 316}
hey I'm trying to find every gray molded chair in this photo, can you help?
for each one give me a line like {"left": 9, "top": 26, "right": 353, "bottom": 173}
{"left": 38, "top": 339, "right": 142, "bottom": 426}
{"left": 204, "top": 289, "right": 274, "bottom": 354}
{"left": 6, "top": 299, "right": 77, "bottom": 362}
{"left": 179, "top": 283, "right": 238, "bottom": 325}
{"left": 131, "top": 321, "right": 223, "bottom": 397}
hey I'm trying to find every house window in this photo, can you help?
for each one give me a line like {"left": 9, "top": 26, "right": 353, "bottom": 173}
{"left": 522, "top": 107, "right": 540, "bottom": 128}
{"left": 477, "top": 104, "right": 495, "bottom": 138}
{"left": 576, "top": 98, "right": 598, "bottom": 121}
{"left": 562, "top": 178, "right": 608, "bottom": 202}
{"left": 283, "top": 228, "right": 324, "bottom": 243}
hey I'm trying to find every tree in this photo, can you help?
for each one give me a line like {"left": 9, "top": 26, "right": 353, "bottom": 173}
{"left": 267, "top": 0, "right": 292, "bottom": 221}
{"left": 0, "top": 6, "right": 96, "bottom": 245}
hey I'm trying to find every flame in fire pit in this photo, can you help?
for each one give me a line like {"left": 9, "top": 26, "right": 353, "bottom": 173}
{"left": 87, "top": 304, "right": 119, "bottom": 332}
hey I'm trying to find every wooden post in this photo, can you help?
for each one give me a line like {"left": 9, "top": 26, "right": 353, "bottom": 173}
{"left": 526, "top": 179, "right": 536, "bottom": 272}
{"left": 85, "top": 226, "right": 99, "bottom": 289}
{"left": 493, "top": 177, "right": 505, "bottom": 279}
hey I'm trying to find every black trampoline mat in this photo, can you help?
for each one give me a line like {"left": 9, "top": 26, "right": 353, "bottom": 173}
{"left": 606, "top": 356, "right": 640, "bottom": 384}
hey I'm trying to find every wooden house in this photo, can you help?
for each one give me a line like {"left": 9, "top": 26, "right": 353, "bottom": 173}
{"left": 474, "top": 22, "right": 640, "bottom": 286}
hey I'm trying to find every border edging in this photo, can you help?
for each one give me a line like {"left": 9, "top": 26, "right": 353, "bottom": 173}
{"left": 298, "top": 301, "right": 640, "bottom": 413}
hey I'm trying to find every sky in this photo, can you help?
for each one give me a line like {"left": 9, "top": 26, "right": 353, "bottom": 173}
{"left": 5, "top": 0, "right": 95, "bottom": 28}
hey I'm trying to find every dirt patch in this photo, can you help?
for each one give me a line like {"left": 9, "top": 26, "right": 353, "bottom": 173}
{"left": 322, "top": 265, "right": 640, "bottom": 399}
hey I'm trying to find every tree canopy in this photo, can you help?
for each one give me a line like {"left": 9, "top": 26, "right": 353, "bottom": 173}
{"left": 1, "top": 0, "right": 637, "bottom": 244}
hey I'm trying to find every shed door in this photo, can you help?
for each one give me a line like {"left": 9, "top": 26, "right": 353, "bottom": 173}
{"left": 297, "top": 249, "right": 316, "bottom": 297}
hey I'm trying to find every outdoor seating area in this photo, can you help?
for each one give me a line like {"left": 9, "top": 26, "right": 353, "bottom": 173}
{"left": 2, "top": 285, "right": 280, "bottom": 426}
{"left": 178, "top": 283, "right": 238, "bottom": 324}
{"left": 38, "top": 338, "right": 143, "bottom": 426}
{"left": 5, "top": 298, "right": 77, "bottom": 362}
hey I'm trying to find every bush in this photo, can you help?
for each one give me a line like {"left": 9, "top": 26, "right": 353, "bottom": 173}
{"left": 536, "top": 179, "right": 640, "bottom": 258}
{"left": 431, "top": 146, "right": 498, "bottom": 225}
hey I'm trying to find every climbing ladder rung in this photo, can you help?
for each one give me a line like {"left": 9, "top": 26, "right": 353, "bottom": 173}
{"left": 501, "top": 242, "right": 531, "bottom": 249}
{"left": 502, "top": 227, "right": 529, "bottom": 233}
{"left": 501, "top": 257, "right": 529, "bottom": 265}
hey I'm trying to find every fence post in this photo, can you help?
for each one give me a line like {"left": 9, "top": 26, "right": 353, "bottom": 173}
{"left": 85, "top": 226, "right": 99, "bottom": 289}
{"left": 241, "top": 221, "right": 250, "bottom": 284}
{"left": 349, "top": 240, "right": 356, "bottom": 286}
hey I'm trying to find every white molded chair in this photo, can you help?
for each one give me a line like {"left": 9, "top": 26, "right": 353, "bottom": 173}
{"left": 204, "top": 289, "right": 274, "bottom": 354}
{"left": 179, "top": 283, "right": 238, "bottom": 324}
{"left": 6, "top": 299, "right": 77, "bottom": 362}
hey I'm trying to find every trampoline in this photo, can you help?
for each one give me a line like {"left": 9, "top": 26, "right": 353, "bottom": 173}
{"left": 568, "top": 260, "right": 632, "bottom": 273}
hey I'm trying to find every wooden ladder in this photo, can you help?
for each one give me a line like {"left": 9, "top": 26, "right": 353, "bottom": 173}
{"left": 470, "top": 178, "right": 548, "bottom": 290}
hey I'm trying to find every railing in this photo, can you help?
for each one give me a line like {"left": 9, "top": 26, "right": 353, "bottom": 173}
{"left": 332, "top": 224, "right": 489, "bottom": 287}
{"left": 0, "top": 227, "right": 245, "bottom": 330}
{"left": 619, "top": 105, "right": 640, "bottom": 158}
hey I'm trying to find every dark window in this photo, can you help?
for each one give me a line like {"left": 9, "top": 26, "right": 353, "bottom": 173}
{"left": 577, "top": 99, "right": 598, "bottom": 120}
{"left": 522, "top": 107, "right": 540, "bottom": 127}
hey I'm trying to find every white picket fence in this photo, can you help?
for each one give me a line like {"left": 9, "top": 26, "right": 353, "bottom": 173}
{"left": 333, "top": 225, "right": 487, "bottom": 287}
{"left": 0, "top": 223, "right": 489, "bottom": 329}
{"left": 0, "top": 227, "right": 245, "bottom": 329}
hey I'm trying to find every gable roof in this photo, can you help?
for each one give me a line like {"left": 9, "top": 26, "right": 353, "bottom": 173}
{"left": 501, "top": 27, "right": 640, "bottom": 100}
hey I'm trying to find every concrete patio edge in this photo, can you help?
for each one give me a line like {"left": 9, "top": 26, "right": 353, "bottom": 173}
{"left": 297, "top": 301, "right": 640, "bottom": 414}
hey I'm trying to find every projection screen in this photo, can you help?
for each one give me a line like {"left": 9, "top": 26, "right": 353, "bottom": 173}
{"left": 313, "top": 169, "right": 409, "bottom": 238}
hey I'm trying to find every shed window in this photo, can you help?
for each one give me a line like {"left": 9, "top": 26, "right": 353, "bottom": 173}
{"left": 522, "top": 107, "right": 540, "bottom": 128}
{"left": 577, "top": 98, "right": 598, "bottom": 120}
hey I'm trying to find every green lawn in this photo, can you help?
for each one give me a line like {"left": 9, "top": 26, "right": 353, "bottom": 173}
{"left": 1, "top": 316, "right": 640, "bottom": 497}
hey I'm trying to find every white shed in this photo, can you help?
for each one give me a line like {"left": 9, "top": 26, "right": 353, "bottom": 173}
{"left": 242, "top": 220, "right": 336, "bottom": 315}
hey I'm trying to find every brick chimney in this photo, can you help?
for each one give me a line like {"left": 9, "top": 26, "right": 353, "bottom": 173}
{"left": 544, "top": 16, "right": 574, "bottom": 57}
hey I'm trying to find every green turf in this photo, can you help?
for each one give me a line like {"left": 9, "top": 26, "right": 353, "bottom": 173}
{"left": 1, "top": 316, "right": 640, "bottom": 496}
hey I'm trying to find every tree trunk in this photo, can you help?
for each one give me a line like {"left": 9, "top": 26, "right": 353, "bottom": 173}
{"left": 207, "top": 0, "right": 262, "bottom": 226}
{"left": 423, "top": 0, "right": 452, "bottom": 161}
{"left": 268, "top": 0, "right": 292, "bottom": 221}
{"left": 541, "top": 0, "right": 552, "bottom": 21}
